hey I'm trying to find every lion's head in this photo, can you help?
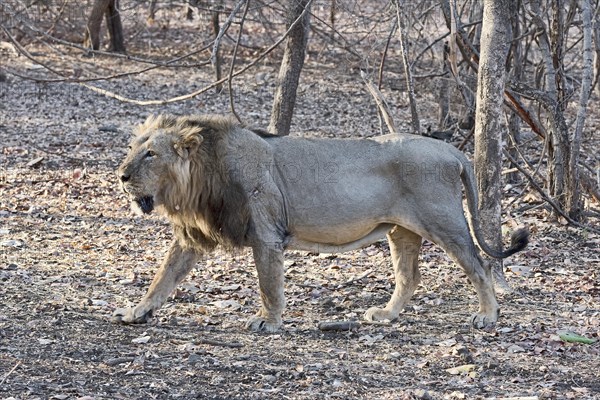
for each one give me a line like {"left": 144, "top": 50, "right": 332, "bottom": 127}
{"left": 117, "top": 114, "right": 251, "bottom": 250}
{"left": 117, "top": 114, "right": 204, "bottom": 215}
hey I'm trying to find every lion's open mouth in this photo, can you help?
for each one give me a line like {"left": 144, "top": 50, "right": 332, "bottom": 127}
{"left": 135, "top": 196, "right": 154, "bottom": 214}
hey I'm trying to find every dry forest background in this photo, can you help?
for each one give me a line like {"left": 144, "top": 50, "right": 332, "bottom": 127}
{"left": 0, "top": 1, "right": 599, "bottom": 399}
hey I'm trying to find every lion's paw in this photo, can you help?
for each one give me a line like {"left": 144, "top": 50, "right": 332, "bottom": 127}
{"left": 245, "top": 316, "right": 282, "bottom": 333}
{"left": 364, "top": 307, "right": 398, "bottom": 322}
{"left": 470, "top": 311, "right": 498, "bottom": 330}
{"left": 112, "top": 307, "right": 153, "bottom": 324}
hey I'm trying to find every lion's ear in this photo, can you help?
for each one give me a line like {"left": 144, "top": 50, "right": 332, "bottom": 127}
{"left": 174, "top": 128, "right": 204, "bottom": 158}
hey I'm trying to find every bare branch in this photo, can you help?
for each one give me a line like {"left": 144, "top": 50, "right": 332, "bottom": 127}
{"left": 77, "top": 0, "right": 315, "bottom": 106}
{"left": 361, "top": 71, "right": 397, "bottom": 135}
{"left": 228, "top": 0, "right": 250, "bottom": 122}
{"left": 503, "top": 150, "right": 600, "bottom": 234}
{"left": 211, "top": 0, "right": 247, "bottom": 89}
{"left": 394, "top": 0, "right": 420, "bottom": 134}
{"left": 211, "top": 0, "right": 246, "bottom": 55}
{"left": 376, "top": 19, "right": 397, "bottom": 135}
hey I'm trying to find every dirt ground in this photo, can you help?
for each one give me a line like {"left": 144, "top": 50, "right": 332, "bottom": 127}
{"left": 1, "top": 7, "right": 599, "bottom": 400}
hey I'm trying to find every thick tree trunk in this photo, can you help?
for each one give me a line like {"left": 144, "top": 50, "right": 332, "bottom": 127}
{"left": 474, "top": 0, "right": 513, "bottom": 289}
{"left": 106, "top": 0, "right": 125, "bottom": 53}
{"left": 83, "top": 0, "right": 125, "bottom": 53}
{"left": 566, "top": 0, "right": 593, "bottom": 219}
{"left": 268, "top": 0, "right": 311, "bottom": 136}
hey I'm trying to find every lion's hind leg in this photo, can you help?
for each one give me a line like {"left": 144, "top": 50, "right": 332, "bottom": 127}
{"left": 431, "top": 219, "right": 499, "bottom": 329}
{"left": 364, "top": 225, "right": 422, "bottom": 322}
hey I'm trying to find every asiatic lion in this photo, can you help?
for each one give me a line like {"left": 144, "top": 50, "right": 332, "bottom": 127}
{"left": 114, "top": 114, "right": 528, "bottom": 332}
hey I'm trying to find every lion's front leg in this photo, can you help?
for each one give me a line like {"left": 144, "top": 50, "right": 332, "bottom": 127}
{"left": 113, "top": 240, "right": 199, "bottom": 324}
{"left": 246, "top": 244, "right": 285, "bottom": 332}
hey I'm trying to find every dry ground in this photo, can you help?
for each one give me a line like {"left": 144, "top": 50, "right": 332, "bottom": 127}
{"left": 1, "top": 11, "right": 599, "bottom": 400}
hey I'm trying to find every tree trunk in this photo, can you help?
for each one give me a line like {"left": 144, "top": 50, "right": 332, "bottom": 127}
{"left": 148, "top": 0, "right": 157, "bottom": 23}
{"left": 84, "top": 0, "right": 110, "bottom": 50}
{"left": 83, "top": 0, "right": 125, "bottom": 53}
{"left": 506, "top": 1, "right": 523, "bottom": 184}
{"left": 437, "top": 42, "right": 450, "bottom": 128}
{"left": 394, "top": 1, "right": 420, "bottom": 134}
{"left": 566, "top": 0, "right": 593, "bottom": 219}
{"left": 212, "top": 4, "right": 222, "bottom": 92}
{"left": 268, "top": 0, "right": 311, "bottom": 136}
{"left": 593, "top": 7, "right": 600, "bottom": 96}
{"left": 106, "top": 0, "right": 125, "bottom": 53}
{"left": 474, "top": 0, "right": 513, "bottom": 289}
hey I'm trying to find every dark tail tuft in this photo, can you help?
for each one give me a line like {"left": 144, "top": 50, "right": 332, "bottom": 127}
{"left": 506, "top": 227, "right": 529, "bottom": 257}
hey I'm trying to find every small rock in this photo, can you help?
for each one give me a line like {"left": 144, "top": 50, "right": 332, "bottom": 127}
{"left": 131, "top": 335, "right": 151, "bottom": 344}
{"left": 188, "top": 353, "right": 203, "bottom": 364}
{"left": 413, "top": 388, "right": 433, "bottom": 400}
{"left": 507, "top": 344, "right": 526, "bottom": 353}
{"left": 1, "top": 239, "right": 23, "bottom": 247}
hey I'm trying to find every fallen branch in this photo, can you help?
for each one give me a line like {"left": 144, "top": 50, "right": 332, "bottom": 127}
{"left": 317, "top": 321, "right": 361, "bottom": 331}
{"left": 194, "top": 338, "right": 244, "bottom": 348}
{"left": 104, "top": 356, "right": 136, "bottom": 366}
{"left": 317, "top": 319, "right": 392, "bottom": 331}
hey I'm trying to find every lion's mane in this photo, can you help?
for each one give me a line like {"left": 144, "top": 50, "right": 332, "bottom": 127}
{"left": 137, "top": 114, "right": 251, "bottom": 251}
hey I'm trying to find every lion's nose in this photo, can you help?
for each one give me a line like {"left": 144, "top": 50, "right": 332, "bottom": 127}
{"left": 120, "top": 174, "right": 130, "bottom": 182}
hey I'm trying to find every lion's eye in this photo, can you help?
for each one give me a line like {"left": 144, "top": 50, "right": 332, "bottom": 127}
{"left": 145, "top": 150, "right": 156, "bottom": 158}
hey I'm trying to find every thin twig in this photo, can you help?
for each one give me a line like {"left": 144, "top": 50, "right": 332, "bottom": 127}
{"left": 503, "top": 150, "right": 600, "bottom": 234}
{"left": 228, "top": 0, "right": 250, "bottom": 122}
{"left": 378, "top": 19, "right": 397, "bottom": 90}
{"left": 0, "top": 361, "right": 21, "bottom": 385}
{"left": 338, "top": 269, "right": 373, "bottom": 288}
{"left": 211, "top": 0, "right": 246, "bottom": 69}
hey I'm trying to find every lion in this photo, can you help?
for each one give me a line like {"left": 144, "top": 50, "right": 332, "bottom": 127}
{"left": 113, "top": 114, "right": 528, "bottom": 332}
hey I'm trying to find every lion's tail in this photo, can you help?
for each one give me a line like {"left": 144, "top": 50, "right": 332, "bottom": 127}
{"left": 459, "top": 155, "right": 529, "bottom": 259}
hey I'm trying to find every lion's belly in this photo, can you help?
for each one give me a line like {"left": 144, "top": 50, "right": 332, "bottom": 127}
{"left": 288, "top": 222, "right": 394, "bottom": 253}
